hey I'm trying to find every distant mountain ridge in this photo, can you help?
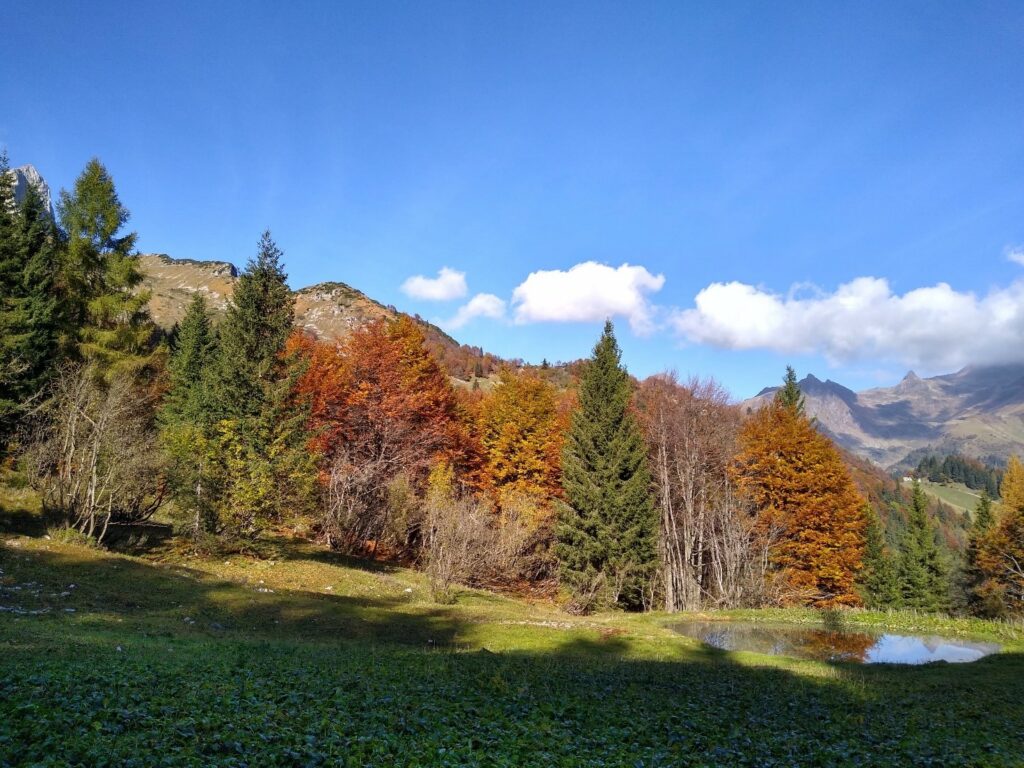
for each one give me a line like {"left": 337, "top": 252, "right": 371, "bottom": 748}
{"left": 745, "top": 367, "right": 1024, "bottom": 469}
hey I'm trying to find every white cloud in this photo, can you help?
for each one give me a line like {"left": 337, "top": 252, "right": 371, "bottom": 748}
{"left": 511, "top": 261, "right": 666, "bottom": 334}
{"left": 400, "top": 267, "right": 467, "bottom": 301}
{"left": 1006, "top": 246, "right": 1024, "bottom": 266}
{"left": 443, "top": 293, "right": 507, "bottom": 330}
{"left": 671, "top": 277, "right": 1024, "bottom": 368}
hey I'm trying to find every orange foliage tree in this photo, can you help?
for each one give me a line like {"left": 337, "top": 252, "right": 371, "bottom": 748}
{"left": 733, "top": 399, "right": 867, "bottom": 607}
{"left": 476, "top": 368, "right": 568, "bottom": 529}
{"left": 971, "top": 457, "right": 1024, "bottom": 616}
{"left": 288, "top": 317, "right": 476, "bottom": 550}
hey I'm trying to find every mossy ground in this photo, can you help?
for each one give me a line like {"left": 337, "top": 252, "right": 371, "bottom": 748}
{"left": 1, "top": 486, "right": 1022, "bottom": 766}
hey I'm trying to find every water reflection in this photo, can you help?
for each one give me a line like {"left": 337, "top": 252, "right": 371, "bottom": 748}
{"left": 671, "top": 620, "right": 1000, "bottom": 664}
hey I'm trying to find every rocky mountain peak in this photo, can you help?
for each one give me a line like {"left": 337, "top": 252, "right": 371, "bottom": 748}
{"left": 5, "top": 164, "right": 53, "bottom": 217}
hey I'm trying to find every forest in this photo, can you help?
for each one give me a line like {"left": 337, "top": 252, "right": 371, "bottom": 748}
{"left": 2, "top": 154, "right": 1023, "bottom": 620}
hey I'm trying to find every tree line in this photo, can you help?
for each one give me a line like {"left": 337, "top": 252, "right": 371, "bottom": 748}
{"left": 3, "top": 155, "right": 1022, "bottom": 617}
{"left": 915, "top": 454, "right": 1003, "bottom": 498}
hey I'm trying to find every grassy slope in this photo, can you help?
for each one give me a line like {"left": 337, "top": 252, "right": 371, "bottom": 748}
{"left": 2, "top": 504, "right": 1024, "bottom": 766}
{"left": 905, "top": 478, "right": 997, "bottom": 516}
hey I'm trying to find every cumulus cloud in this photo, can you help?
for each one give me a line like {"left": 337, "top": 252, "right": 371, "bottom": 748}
{"left": 400, "top": 267, "right": 468, "bottom": 301}
{"left": 671, "top": 277, "right": 1024, "bottom": 369}
{"left": 443, "top": 293, "right": 507, "bottom": 330}
{"left": 511, "top": 262, "right": 666, "bottom": 334}
{"left": 1006, "top": 246, "right": 1024, "bottom": 266}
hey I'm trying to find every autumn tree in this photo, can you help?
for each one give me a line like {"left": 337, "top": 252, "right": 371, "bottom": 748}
{"left": 292, "top": 316, "right": 473, "bottom": 552}
{"left": 970, "top": 460, "right": 1024, "bottom": 616}
{"left": 999, "top": 455, "right": 1024, "bottom": 512}
{"left": 557, "top": 321, "right": 657, "bottom": 612}
{"left": 638, "top": 373, "right": 766, "bottom": 610}
{"left": 477, "top": 368, "right": 566, "bottom": 522}
{"left": 733, "top": 397, "right": 867, "bottom": 607}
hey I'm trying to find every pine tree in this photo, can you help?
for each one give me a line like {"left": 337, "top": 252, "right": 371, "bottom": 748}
{"left": 859, "top": 506, "right": 901, "bottom": 608}
{"left": 57, "top": 158, "right": 154, "bottom": 377}
{"left": 556, "top": 321, "right": 657, "bottom": 611}
{"left": 210, "top": 230, "right": 294, "bottom": 421}
{"left": 775, "top": 365, "right": 805, "bottom": 415}
{"left": 897, "top": 481, "right": 950, "bottom": 612}
{"left": 0, "top": 153, "right": 62, "bottom": 446}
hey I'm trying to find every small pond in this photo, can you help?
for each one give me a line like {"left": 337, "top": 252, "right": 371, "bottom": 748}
{"left": 671, "top": 620, "right": 1000, "bottom": 665}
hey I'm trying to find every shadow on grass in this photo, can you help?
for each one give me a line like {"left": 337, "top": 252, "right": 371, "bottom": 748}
{"left": 0, "top": 544, "right": 463, "bottom": 647}
{"left": 2, "top": 543, "right": 1024, "bottom": 766}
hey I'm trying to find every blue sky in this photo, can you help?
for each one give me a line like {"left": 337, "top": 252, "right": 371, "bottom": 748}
{"left": 3, "top": 1, "right": 1023, "bottom": 398}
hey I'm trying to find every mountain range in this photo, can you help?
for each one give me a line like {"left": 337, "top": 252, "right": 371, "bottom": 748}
{"left": 744, "top": 368, "right": 1024, "bottom": 469}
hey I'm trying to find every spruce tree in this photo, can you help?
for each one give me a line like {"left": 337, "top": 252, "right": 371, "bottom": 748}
{"left": 159, "top": 294, "right": 220, "bottom": 535}
{"left": 556, "top": 321, "right": 657, "bottom": 611}
{"left": 859, "top": 506, "right": 901, "bottom": 608}
{"left": 0, "top": 153, "right": 62, "bottom": 447}
{"left": 211, "top": 230, "right": 294, "bottom": 421}
{"left": 897, "top": 481, "right": 950, "bottom": 612}
{"left": 161, "top": 294, "right": 217, "bottom": 425}
{"left": 57, "top": 158, "right": 154, "bottom": 376}
{"left": 206, "top": 232, "right": 309, "bottom": 536}
{"left": 775, "top": 365, "right": 805, "bottom": 415}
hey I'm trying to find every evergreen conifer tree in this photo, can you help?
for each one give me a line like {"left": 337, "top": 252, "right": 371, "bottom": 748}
{"left": 556, "top": 321, "right": 657, "bottom": 611}
{"left": 0, "top": 152, "right": 62, "bottom": 447}
{"left": 57, "top": 159, "right": 154, "bottom": 376}
{"left": 775, "top": 365, "right": 805, "bottom": 414}
{"left": 205, "top": 232, "right": 311, "bottom": 535}
{"left": 897, "top": 481, "right": 950, "bottom": 611}
{"left": 859, "top": 506, "right": 901, "bottom": 608}
{"left": 211, "top": 230, "right": 294, "bottom": 421}
{"left": 159, "top": 294, "right": 219, "bottom": 535}
{"left": 161, "top": 294, "right": 216, "bottom": 425}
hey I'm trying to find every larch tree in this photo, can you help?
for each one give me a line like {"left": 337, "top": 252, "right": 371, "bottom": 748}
{"left": 897, "top": 481, "right": 950, "bottom": 612}
{"left": 970, "top": 460, "right": 1024, "bottom": 616}
{"left": 999, "top": 455, "right": 1024, "bottom": 512}
{"left": 733, "top": 395, "right": 867, "bottom": 607}
{"left": 57, "top": 158, "right": 155, "bottom": 377}
{"left": 477, "top": 368, "right": 566, "bottom": 529}
{"left": 556, "top": 321, "right": 657, "bottom": 612}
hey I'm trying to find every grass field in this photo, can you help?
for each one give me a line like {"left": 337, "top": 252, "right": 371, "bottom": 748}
{"left": 906, "top": 478, "right": 995, "bottom": 516}
{"left": 2, "top": 498, "right": 1024, "bottom": 766}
